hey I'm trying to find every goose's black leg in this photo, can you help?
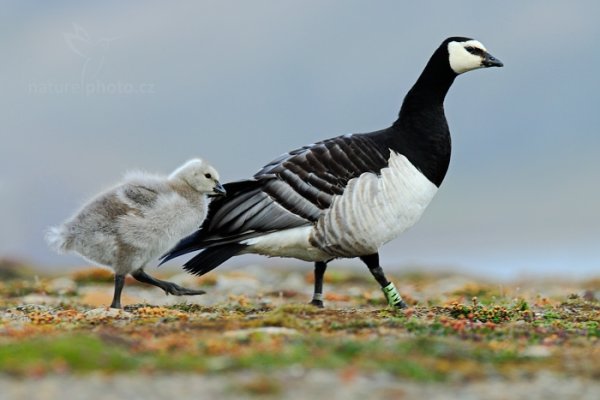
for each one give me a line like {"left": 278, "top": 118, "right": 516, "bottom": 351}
{"left": 110, "top": 273, "right": 126, "bottom": 309}
{"left": 309, "top": 261, "right": 328, "bottom": 308}
{"left": 131, "top": 269, "right": 206, "bottom": 296}
{"left": 360, "top": 253, "right": 407, "bottom": 309}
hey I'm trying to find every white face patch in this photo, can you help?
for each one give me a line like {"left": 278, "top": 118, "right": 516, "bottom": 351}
{"left": 448, "top": 39, "right": 487, "bottom": 74}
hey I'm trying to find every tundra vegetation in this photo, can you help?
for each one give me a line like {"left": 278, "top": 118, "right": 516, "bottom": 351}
{"left": 0, "top": 262, "right": 598, "bottom": 390}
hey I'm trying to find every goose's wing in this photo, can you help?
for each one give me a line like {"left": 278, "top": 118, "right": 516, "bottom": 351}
{"left": 120, "top": 184, "right": 161, "bottom": 208}
{"left": 202, "top": 133, "right": 391, "bottom": 244}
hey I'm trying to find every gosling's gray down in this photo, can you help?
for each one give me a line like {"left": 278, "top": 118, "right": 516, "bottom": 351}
{"left": 46, "top": 158, "right": 226, "bottom": 309}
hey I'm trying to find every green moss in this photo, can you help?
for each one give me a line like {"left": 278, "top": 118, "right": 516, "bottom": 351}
{"left": 0, "top": 335, "right": 139, "bottom": 375}
{"left": 167, "top": 303, "right": 217, "bottom": 313}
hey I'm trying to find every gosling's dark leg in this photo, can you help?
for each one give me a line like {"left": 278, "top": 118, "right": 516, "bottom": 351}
{"left": 309, "top": 261, "right": 328, "bottom": 308}
{"left": 131, "top": 269, "right": 206, "bottom": 296}
{"left": 359, "top": 253, "right": 407, "bottom": 309}
{"left": 110, "top": 273, "right": 126, "bottom": 309}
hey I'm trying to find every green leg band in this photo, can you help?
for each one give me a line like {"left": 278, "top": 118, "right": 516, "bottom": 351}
{"left": 382, "top": 282, "right": 404, "bottom": 307}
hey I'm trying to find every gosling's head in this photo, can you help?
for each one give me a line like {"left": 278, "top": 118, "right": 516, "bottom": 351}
{"left": 444, "top": 37, "right": 503, "bottom": 74}
{"left": 169, "top": 159, "right": 226, "bottom": 196}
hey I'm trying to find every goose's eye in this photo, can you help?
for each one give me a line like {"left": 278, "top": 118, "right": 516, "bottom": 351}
{"left": 465, "top": 46, "right": 483, "bottom": 56}
{"left": 204, "top": 173, "right": 212, "bottom": 179}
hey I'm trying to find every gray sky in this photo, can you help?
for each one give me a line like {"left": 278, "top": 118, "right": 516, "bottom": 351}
{"left": 1, "top": 1, "right": 599, "bottom": 279}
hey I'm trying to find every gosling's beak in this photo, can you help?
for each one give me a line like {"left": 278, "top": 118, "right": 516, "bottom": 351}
{"left": 482, "top": 52, "right": 503, "bottom": 68}
{"left": 212, "top": 181, "right": 226, "bottom": 196}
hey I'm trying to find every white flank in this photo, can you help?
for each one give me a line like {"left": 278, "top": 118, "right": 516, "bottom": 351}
{"left": 242, "top": 226, "right": 330, "bottom": 261}
{"left": 243, "top": 151, "right": 438, "bottom": 261}
{"left": 312, "top": 151, "right": 438, "bottom": 257}
{"left": 448, "top": 39, "right": 487, "bottom": 74}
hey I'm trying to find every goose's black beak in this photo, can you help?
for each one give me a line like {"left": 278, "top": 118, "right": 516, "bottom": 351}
{"left": 211, "top": 181, "right": 226, "bottom": 197}
{"left": 482, "top": 52, "right": 503, "bottom": 68}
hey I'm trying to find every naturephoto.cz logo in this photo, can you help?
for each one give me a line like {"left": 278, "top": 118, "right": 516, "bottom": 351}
{"left": 28, "top": 23, "right": 156, "bottom": 96}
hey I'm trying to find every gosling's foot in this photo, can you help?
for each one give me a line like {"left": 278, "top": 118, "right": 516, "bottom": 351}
{"left": 162, "top": 282, "right": 206, "bottom": 296}
{"left": 131, "top": 270, "right": 205, "bottom": 297}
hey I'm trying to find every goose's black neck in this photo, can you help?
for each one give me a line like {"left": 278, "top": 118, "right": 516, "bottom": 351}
{"left": 401, "top": 50, "right": 457, "bottom": 111}
{"left": 385, "top": 46, "right": 457, "bottom": 187}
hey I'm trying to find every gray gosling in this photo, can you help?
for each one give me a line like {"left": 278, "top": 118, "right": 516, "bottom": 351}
{"left": 46, "top": 159, "right": 225, "bottom": 308}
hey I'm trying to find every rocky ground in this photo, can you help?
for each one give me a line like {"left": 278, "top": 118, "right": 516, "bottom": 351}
{"left": 0, "top": 262, "right": 599, "bottom": 399}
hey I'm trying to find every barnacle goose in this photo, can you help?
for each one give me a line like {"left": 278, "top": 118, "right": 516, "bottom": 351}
{"left": 47, "top": 159, "right": 225, "bottom": 309}
{"left": 162, "top": 37, "right": 503, "bottom": 308}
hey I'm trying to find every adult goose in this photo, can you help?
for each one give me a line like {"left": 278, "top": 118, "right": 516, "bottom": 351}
{"left": 162, "top": 37, "right": 503, "bottom": 308}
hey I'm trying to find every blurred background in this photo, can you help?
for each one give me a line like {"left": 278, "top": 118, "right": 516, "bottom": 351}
{"left": 1, "top": 1, "right": 598, "bottom": 280}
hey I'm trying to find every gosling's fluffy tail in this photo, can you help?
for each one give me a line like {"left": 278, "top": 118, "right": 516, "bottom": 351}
{"left": 45, "top": 225, "right": 74, "bottom": 254}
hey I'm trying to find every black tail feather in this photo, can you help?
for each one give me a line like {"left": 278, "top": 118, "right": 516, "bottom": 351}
{"left": 183, "top": 243, "right": 247, "bottom": 277}
{"left": 159, "top": 230, "right": 207, "bottom": 265}
{"left": 159, "top": 179, "right": 262, "bottom": 267}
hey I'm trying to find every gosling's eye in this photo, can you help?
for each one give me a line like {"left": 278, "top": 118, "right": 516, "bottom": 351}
{"left": 204, "top": 173, "right": 212, "bottom": 179}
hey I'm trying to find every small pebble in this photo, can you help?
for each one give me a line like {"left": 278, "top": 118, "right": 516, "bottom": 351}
{"left": 47, "top": 277, "right": 77, "bottom": 295}
{"left": 84, "top": 307, "right": 133, "bottom": 320}
{"left": 522, "top": 345, "right": 552, "bottom": 358}
{"left": 224, "top": 327, "right": 300, "bottom": 339}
